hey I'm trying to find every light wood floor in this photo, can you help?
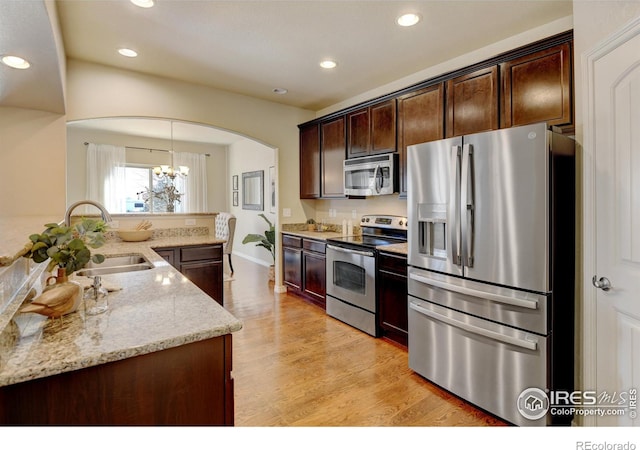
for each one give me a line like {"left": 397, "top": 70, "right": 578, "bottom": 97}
{"left": 223, "top": 257, "right": 507, "bottom": 427}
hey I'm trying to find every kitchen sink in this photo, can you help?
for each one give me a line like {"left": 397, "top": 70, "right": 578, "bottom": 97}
{"left": 76, "top": 254, "right": 153, "bottom": 277}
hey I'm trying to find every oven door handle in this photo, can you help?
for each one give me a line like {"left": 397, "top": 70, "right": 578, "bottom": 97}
{"left": 409, "top": 301, "right": 538, "bottom": 351}
{"left": 409, "top": 272, "right": 538, "bottom": 310}
{"left": 327, "top": 244, "right": 375, "bottom": 258}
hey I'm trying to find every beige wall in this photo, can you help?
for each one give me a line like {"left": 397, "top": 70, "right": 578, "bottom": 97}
{"left": 0, "top": 107, "right": 66, "bottom": 218}
{"left": 65, "top": 60, "right": 315, "bottom": 228}
{"left": 228, "top": 139, "right": 276, "bottom": 267}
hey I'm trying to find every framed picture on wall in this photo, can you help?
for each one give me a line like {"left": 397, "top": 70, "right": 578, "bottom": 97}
{"left": 232, "top": 175, "right": 239, "bottom": 191}
{"left": 242, "top": 170, "right": 264, "bottom": 211}
{"left": 232, "top": 190, "right": 239, "bottom": 207}
{"left": 269, "top": 166, "right": 275, "bottom": 214}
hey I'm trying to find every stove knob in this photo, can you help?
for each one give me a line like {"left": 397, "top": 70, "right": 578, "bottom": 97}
{"left": 399, "top": 220, "right": 403, "bottom": 226}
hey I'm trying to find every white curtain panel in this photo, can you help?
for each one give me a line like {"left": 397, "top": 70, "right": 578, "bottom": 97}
{"left": 173, "top": 151, "right": 208, "bottom": 213}
{"left": 86, "top": 143, "right": 127, "bottom": 214}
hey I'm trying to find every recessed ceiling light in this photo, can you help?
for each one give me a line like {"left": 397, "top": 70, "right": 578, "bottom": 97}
{"left": 397, "top": 13, "right": 421, "bottom": 27}
{"left": 272, "top": 88, "right": 288, "bottom": 95}
{"left": 320, "top": 60, "right": 337, "bottom": 69}
{"left": 1, "top": 55, "right": 31, "bottom": 69}
{"left": 131, "top": 0, "right": 154, "bottom": 8}
{"left": 118, "top": 48, "right": 138, "bottom": 58}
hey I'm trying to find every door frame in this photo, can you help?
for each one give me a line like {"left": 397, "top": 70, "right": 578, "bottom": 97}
{"left": 581, "top": 14, "right": 640, "bottom": 427}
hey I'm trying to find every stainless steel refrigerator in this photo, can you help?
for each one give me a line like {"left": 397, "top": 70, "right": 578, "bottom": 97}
{"left": 407, "top": 123, "right": 575, "bottom": 426}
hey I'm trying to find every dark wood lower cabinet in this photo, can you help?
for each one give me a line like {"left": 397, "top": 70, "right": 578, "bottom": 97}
{"left": 154, "top": 244, "right": 224, "bottom": 305}
{"left": 283, "top": 239, "right": 303, "bottom": 289}
{"left": 303, "top": 251, "right": 326, "bottom": 303}
{"left": 377, "top": 251, "right": 408, "bottom": 347}
{"left": 282, "top": 234, "right": 326, "bottom": 309}
{"left": 0, "top": 336, "right": 234, "bottom": 425}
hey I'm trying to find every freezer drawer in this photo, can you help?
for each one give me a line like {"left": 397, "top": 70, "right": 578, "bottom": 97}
{"left": 408, "top": 297, "right": 549, "bottom": 426}
{"left": 408, "top": 267, "right": 548, "bottom": 335}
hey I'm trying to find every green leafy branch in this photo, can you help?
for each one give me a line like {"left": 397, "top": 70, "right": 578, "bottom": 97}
{"left": 242, "top": 213, "right": 275, "bottom": 262}
{"left": 25, "top": 218, "right": 107, "bottom": 274}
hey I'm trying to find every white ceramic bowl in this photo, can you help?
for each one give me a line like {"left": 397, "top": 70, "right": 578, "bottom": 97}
{"left": 117, "top": 229, "right": 153, "bottom": 242}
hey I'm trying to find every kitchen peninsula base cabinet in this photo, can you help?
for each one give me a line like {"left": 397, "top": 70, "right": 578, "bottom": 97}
{"left": 0, "top": 335, "right": 234, "bottom": 425}
{"left": 377, "top": 251, "right": 408, "bottom": 347}
{"left": 282, "top": 234, "right": 326, "bottom": 309}
{"left": 154, "top": 244, "right": 223, "bottom": 305}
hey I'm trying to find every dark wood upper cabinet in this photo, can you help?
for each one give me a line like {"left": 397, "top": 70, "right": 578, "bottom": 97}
{"left": 500, "top": 42, "right": 572, "bottom": 128}
{"left": 321, "top": 116, "right": 346, "bottom": 198}
{"left": 299, "top": 123, "right": 320, "bottom": 199}
{"left": 298, "top": 32, "right": 573, "bottom": 200}
{"left": 347, "top": 107, "right": 370, "bottom": 158}
{"left": 397, "top": 83, "right": 445, "bottom": 197}
{"left": 446, "top": 66, "right": 499, "bottom": 138}
{"left": 347, "top": 99, "right": 396, "bottom": 158}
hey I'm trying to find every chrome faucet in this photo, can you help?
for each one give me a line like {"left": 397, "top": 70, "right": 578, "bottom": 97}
{"left": 64, "top": 200, "right": 113, "bottom": 226}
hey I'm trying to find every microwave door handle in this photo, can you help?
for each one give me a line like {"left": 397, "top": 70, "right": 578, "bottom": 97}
{"left": 449, "top": 145, "right": 462, "bottom": 266}
{"left": 374, "top": 164, "right": 382, "bottom": 193}
{"left": 461, "top": 144, "right": 475, "bottom": 267}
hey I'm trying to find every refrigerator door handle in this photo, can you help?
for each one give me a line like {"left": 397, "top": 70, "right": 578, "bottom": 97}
{"left": 449, "top": 145, "right": 462, "bottom": 266}
{"left": 409, "top": 271, "right": 539, "bottom": 310}
{"left": 461, "top": 144, "right": 475, "bottom": 267}
{"left": 409, "top": 300, "right": 539, "bottom": 351}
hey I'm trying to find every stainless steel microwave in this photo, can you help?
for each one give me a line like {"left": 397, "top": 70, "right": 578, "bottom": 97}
{"left": 343, "top": 153, "right": 398, "bottom": 196}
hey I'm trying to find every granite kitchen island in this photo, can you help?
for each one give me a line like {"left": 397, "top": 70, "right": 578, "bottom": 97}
{"left": 0, "top": 223, "right": 243, "bottom": 425}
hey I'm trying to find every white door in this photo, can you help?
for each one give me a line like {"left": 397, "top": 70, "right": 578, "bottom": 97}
{"left": 585, "top": 17, "right": 640, "bottom": 426}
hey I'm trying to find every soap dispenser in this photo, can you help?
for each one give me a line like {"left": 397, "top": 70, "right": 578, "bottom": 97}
{"left": 84, "top": 276, "right": 109, "bottom": 315}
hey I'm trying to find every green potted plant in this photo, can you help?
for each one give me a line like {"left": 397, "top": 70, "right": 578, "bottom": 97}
{"left": 21, "top": 218, "right": 107, "bottom": 318}
{"left": 242, "top": 214, "right": 275, "bottom": 280}
{"left": 25, "top": 218, "right": 107, "bottom": 275}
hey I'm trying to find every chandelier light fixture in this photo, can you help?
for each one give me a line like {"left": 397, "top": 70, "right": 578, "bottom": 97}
{"left": 153, "top": 121, "right": 190, "bottom": 180}
{"left": 150, "top": 121, "right": 190, "bottom": 212}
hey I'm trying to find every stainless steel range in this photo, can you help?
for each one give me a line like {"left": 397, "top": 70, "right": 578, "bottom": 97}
{"left": 325, "top": 215, "right": 407, "bottom": 337}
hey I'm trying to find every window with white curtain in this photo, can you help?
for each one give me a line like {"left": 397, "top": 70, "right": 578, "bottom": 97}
{"left": 173, "top": 151, "right": 208, "bottom": 213}
{"left": 86, "top": 143, "right": 208, "bottom": 214}
{"left": 86, "top": 143, "right": 127, "bottom": 213}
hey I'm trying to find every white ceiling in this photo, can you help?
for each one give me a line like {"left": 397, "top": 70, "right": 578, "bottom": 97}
{"left": 1, "top": 0, "right": 574, "bottom": 144}
{"left": 55, "top": 0, "right": 573, "bottom": 111}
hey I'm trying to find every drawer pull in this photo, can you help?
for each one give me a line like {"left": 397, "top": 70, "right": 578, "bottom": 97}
{"left": 409, "top": 272, "right": 538, "bottom": 310}
{"left": 409, "top": 301, "right": 538, "bottom": 351}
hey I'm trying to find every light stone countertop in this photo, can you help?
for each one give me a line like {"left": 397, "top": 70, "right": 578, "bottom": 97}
{"left": 376, "top": 242, "right": 408, "bottom": 256}
{"left": 281, "top": 229, "right": 344, "bottom": 241}
{"left": 0, "top": 234, "right": 243, "bottom": 388}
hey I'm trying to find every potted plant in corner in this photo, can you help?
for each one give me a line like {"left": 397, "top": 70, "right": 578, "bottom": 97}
{"left": 242, "top": 213, "right": 276, "bottom": 281}
{"left": 21, "top": 218, "right": 107, "bottom": 318}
